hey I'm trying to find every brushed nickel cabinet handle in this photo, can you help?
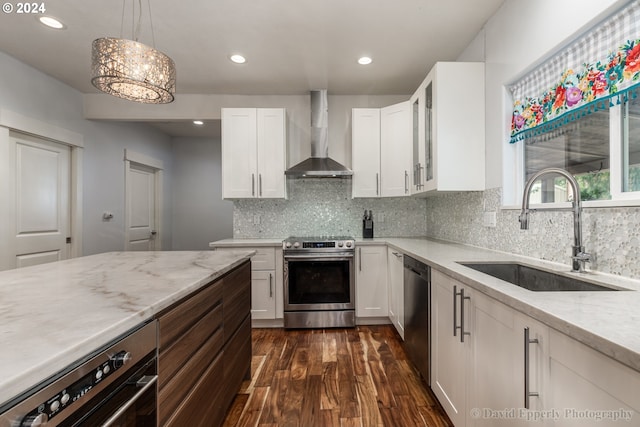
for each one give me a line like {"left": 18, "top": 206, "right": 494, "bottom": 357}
{"left": 453, "top": 285, "right": 459, "bottom": 337}
{"left": 251, "top": 173, "right": 255, "bottom": 196}
{"left": 524, "top": 327, "right": 540, "bottom": 409}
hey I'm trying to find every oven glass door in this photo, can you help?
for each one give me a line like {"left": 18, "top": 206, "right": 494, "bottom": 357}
{"left": 285, "top": 254, "right": 354, "bottom": 311}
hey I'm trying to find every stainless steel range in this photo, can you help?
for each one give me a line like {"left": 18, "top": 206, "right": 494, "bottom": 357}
{"left": 283, "top": 236, "right": 355, "bottom": 328}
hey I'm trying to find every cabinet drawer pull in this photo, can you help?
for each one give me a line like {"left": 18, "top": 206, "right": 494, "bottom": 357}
{"left": 259, "top": 174, "right": 263, "bottom": 197}
{"left": 453, "top": 285, "right": 459, "bottom": 337}
{"left": 269, "top": 273, "right": 273, "bottom": 298}
{"left": 524, "top": 327, "right": 540, "bottom": 409}
{"left": 405, "top": 170, "right": 409, "bottom": 194}
{"left": 376, "top": 173, "right": 379, "bottom": 196}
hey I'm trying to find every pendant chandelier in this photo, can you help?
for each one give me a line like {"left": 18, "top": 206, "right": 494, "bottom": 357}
{"left": 91, "top": 0, "right": 176, "bottom": 104}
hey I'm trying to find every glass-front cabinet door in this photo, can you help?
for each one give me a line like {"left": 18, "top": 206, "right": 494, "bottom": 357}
{"left": 410, "top": 62, "right": 485, "bottom": 195}
{"left": 410, "top": 69, "right": 435, "bottom": 193}
{"left": 424, "top": 82, "right": 433, "bottom": 184}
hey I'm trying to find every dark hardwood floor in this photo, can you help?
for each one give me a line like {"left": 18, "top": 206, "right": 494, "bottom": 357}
{"left": 221, "top": 325, "right": 452, "bottom": 427}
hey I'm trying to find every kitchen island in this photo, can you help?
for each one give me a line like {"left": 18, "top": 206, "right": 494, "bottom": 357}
{"left": 0, "top": 250, "right": 254, "bottom": 410}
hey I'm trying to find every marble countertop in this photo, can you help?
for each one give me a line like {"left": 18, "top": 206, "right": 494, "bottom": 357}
{"left": 210, "top": 237, "right": 640, "bottom": 372}
{"left": 0, "top": 250, "right": 254, "bottom": 408}
{"left": 210, "top": 238, "right": 284, "bottom": 248}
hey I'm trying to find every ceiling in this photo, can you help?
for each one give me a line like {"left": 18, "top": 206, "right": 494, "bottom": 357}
{"left": 0, "top": 0, "right": 505, "bottom": 136}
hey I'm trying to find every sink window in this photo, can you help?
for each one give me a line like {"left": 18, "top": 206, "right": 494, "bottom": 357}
{"left": 509, "top": 1, "right": 640, "bottom": 205}
{"left": 522, "top": 93, "right": 640, "bottom": 203}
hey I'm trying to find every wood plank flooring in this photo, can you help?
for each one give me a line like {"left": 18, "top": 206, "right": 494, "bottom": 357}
{"left": 221, "top": 325, "right": 452, "bottom": 427}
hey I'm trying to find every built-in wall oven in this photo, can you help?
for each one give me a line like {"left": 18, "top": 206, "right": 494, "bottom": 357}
{"left": 0, "top": 321, "right": 157, "bottom": 427}
{"left": 283, "top": 236, "right": 355, "bottom": 328}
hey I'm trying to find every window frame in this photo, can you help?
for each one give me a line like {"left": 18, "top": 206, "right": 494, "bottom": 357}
{"left": 507, "top": 102, "right": 640, "bottom": 209}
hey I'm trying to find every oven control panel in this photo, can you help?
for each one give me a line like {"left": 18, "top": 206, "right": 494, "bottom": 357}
{"left": 283, "top": 237, "right": 355, "bottom": 251}
{"left": 18, "top": 351, "right": 130, "bottom": 426}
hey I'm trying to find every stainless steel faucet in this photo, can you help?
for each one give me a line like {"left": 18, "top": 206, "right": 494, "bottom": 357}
{"left": 519, "top": 167, "right": 590, "bottom": 272}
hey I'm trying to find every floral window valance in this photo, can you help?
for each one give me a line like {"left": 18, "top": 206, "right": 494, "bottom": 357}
{"left": 509, "top": 0, "right": 640, "bottom": 144}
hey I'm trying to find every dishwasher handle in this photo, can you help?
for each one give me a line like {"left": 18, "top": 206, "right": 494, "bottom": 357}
{"left": 407, "top": 266, "right": 428, "bottom": 279}
{"left": 404, "top": 256, "right": 430, "bottom": 278}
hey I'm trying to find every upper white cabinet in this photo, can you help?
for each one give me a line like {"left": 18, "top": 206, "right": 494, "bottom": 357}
{"left": 352, "top": 101, "right": 412, "bottom": 198}
{"left": 352, "top": 108, "right": 380, "bottom": 198}
{"left": 222, "top": 108, "right": 287, "bottom": 199}
{"left": 410, "top": 62, "right": 485, "bottom": 194}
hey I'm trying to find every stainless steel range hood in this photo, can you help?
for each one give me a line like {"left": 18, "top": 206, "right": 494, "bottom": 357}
{"left": 285, "top": 90, "right": 353, "bottom": 178}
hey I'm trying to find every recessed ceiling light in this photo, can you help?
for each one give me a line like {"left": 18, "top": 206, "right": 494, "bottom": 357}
{"left": 358, "top": 56, "right": 373, "bottom": 65}
{"left": 193, "top": 120, "right": 204, "bottom": 126}
{"left": 38, "top": 16, "right": 66, "bottom": 29}
{"left": 230, "top": 54, "right": 246, "bottom": 64}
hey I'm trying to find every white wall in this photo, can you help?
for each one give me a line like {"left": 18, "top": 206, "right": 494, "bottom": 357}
{"left": 0, "top": 51, "right": 174, "bottom": 255}
{"left": 171, "top": 136, "right": 233, "bottom": 249}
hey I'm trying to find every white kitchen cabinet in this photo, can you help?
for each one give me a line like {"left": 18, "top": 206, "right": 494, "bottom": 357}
{"left": 215, "top": 246, "right": 283, "bottom": 325}
{"left": 433, "top": 268, "right": 553, "bottom": 427}
{"left": 380, "top": 102, "right": 412, "bottom": 196}
{"left": 431, "top": 269, "right": 473, "bottom": 427}
{"left": 352, "top": 101, "right": 412, "bottom": 198}
{"left": 355, "top": 245, "right": 388, "bottom": 319}
{"left": 251, "top": 270, "right": 276, "bottom": 320}
{"left": 469, "top": 293, "right": 549, "bottom": 427}
{"left": 222, "top": 108, "right": 286, "bottom": 199}
{"left": 387, "top": 249, "right": 404, "bottom": 339}
{"left": 546, "top": 329, "right": 640, "bottom": 427}
{"left": 352, "top": 108, "right": 380, "bottom": 198}
{"left": 410, "top": 62, "right": 485, "bottom": 194}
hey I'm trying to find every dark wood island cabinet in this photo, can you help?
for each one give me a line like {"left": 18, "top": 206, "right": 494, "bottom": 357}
{"left": 156, "top": 260, "right": 251, "bottom": 427}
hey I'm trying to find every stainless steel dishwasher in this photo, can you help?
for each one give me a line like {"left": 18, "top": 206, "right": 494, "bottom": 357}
{"left": 403, "top": 255, "right": 431, "bottom": 385}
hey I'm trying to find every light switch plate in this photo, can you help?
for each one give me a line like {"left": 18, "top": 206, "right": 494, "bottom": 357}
{"left": 483, "top": 211, "right": 496, "bottom": 228}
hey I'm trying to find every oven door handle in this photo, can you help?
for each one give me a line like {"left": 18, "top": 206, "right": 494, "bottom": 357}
{"left": 284, "top": 253, "right": 354, "bottom": 260}
{"left": 100, "top": 375, "right": 157, "bottom": 427}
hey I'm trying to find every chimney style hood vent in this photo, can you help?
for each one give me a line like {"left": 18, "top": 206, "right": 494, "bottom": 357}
{"left": 285, "top": 90, "right": 353, "bottom": 178}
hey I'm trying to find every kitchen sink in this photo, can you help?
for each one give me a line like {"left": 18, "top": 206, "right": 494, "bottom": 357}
{"left": 458, "top": 262, "right": 621, "bottom": 292}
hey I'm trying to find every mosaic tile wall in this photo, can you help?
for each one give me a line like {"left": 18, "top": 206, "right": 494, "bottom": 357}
{"left": 425, "top": 187, "right": 640, "bottom": 279}
{"left": 233, "top": 178, "right": 427, "bottom": 238}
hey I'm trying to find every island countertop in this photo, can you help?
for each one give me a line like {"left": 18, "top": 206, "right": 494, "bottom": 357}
{"left": 0, "top": 250, "right": 254, "bottom": 409}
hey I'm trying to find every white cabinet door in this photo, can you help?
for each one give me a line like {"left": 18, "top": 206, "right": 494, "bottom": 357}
{"left": 222, "top": 108, "right": 286, "bottom": 199}
{"left": 469, "top": 294, "right": 549, "bottom": 427}
{"left": 411, "top": 62, "right": 485, "bottom": 194}
{"left": 431, "top": 269, "right": 472, "bottom": 427}
{"left": 547, "top": 329, "right": 640, "bottom": 427}
{"left": 257, "top": 109, "right": 286, "bottom": 198}
{"left": 352, "top": 108, "right": 381, "bottom": 198}
{"left": 222, "top": 108, "right": 257, "bottom": 198}
{"left": 251, "top": 270, "right": 276, "bottom": 320}
{"left": 355, "top": 245, "right": 388, "bottom": 318}
{"left": 215, "top": 247, "right": 281, "bottom": 322}
{"left": 380, "top": 101, "right": 412, "bottom": 197}
{"left": 387, "top": 250, "right": 404, "bottom": 338}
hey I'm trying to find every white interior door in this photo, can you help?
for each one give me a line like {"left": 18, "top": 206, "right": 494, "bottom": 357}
{"left": 10, "top": 132, "right": 71, "bottom": 268}
{"left": 126, "top": 162, "right": 158, "bottom": 251}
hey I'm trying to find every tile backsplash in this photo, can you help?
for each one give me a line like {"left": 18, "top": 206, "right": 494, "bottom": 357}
{"left": 426, "top": 187, "right": 640, "bottom": 279}
{"left": 233, "top": 178, "right": 427, "bottom": 238}
{"left": 233, "top": 180, "right": 640, "bottom": 280}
